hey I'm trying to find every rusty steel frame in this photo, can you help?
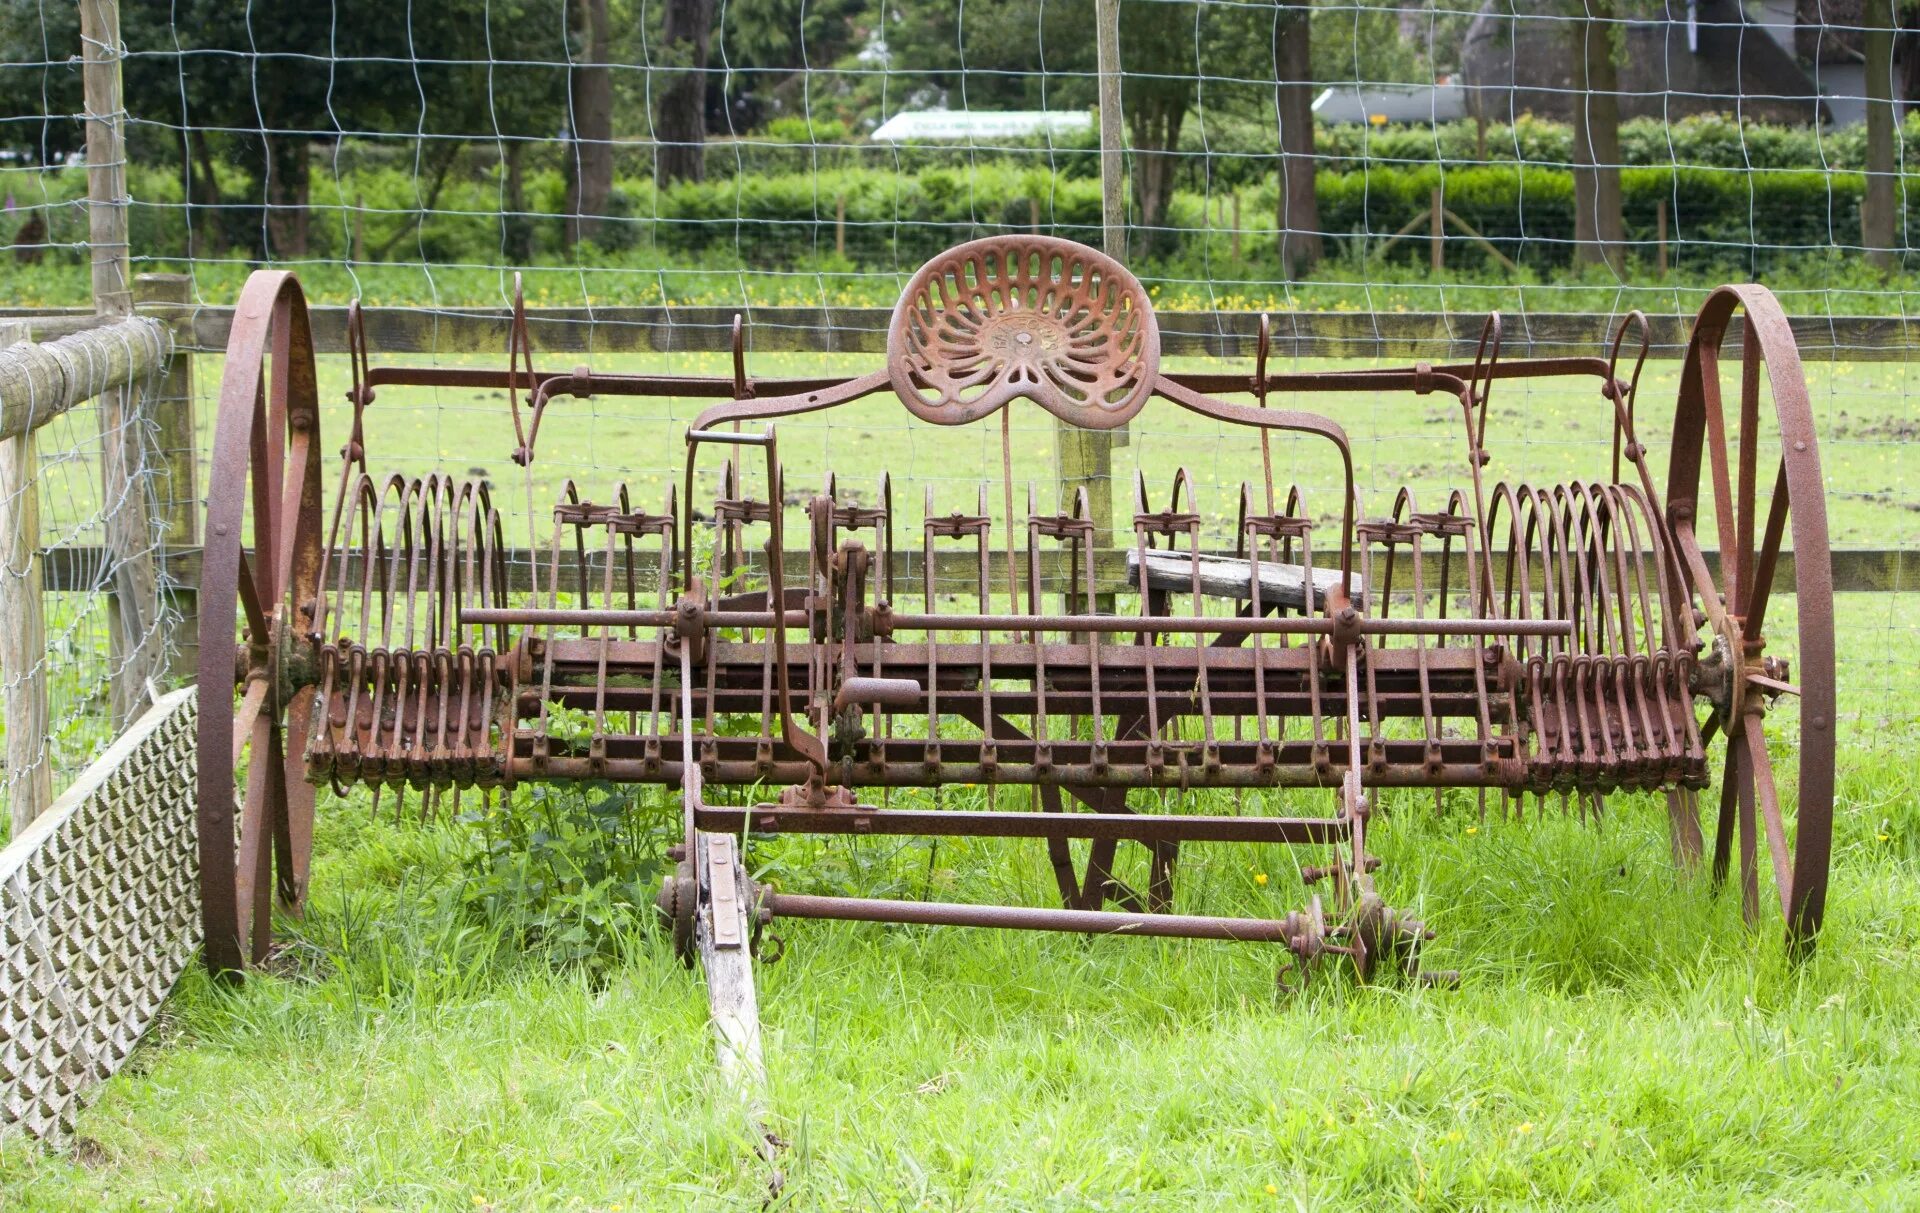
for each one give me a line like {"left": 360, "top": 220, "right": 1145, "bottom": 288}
{"left": 196, "top": 236, "right": 1837, "bottom": 985}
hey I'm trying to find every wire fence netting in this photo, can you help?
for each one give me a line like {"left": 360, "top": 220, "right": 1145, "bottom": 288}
{"left": 0, "top": 0, "right": 1914, "bottom": 818}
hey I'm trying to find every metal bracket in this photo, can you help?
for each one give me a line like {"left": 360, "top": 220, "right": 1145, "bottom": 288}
{"left": 705, "top": 832, "right": 744, "bottom": 950}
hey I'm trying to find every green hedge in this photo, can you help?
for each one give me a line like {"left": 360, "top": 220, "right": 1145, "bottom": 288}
{"left": 12, "top": 154, "right": 1910, "bottom": 273}
{"left": 659, "top": 162, "right": 1901, "bottom": 270}
{"left": 1313, "top": 164, "right": 1888, "bottom": 267}
{"left": 1311, "top": 112, "right": 1920, "bottom": 174}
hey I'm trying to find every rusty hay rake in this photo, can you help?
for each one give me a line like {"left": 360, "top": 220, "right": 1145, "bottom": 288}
{"left": 196, "top": 236, "right": 1836, "bottom": 994}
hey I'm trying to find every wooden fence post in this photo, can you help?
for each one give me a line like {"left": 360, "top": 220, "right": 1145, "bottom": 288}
{"left": 80, "top": 0, "right": 162, "bottom": 727}
{"left": 1053, "top": 0, "right": 1128, "bottom": 582}
{"left": 134, "top": 273, "right": 198, "bottom": 682}
{"left": 1656, "top": 198, "right": 1668, "bottom": 279}
{"left": 0, "top": 321, "right": 52, "bottom": 836}
{"left": 1430, "top": 186, "right": 1445, "bottom": 273}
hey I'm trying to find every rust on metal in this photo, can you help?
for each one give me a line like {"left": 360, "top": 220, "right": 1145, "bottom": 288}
{"left": 199, "top": 242, "right": 1839, "bottom": 982}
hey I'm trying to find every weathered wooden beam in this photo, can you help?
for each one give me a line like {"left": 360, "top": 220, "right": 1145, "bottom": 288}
{"left": 159, "top": 305, "right": 1920, "bottom": 363}
{"left": 0, "top": 312, "right": 118, "bottom": 342}
{"left": 0, "top": 322, "right": 52, "bottom": 833}
{"left": 43, "top": 545, "right": 1912, "bottom": 596}
{"left": 1127, "top": 548, "right": 1361, "bottom": 610}
{"left": 694, "top": 831, "right": 782, "bottom": 1190}
{"left": 0, "top": 317, "right": 173, "bottom": 441}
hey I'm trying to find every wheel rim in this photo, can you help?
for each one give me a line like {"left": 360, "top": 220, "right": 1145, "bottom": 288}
{"left": 1665, "top": 285, "right": 1836, "bottom": 953}
{"left": 196, "top": 272, "right": 325, "bottom": 974}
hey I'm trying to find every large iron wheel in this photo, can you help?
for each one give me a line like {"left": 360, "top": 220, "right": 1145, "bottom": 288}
{"left": 1667, "top": 285, "right": 1836, "bottom": 953}
{"left": 196, "top": 272, "right": 326, "bottom": 974}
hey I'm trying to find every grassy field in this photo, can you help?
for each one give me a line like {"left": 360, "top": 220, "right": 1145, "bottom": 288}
{"left": 1, "top": 340, "right": 1917, "bottom": 1208}
{"left": 177, "top": 346, "right": 1920, "bottom": 548}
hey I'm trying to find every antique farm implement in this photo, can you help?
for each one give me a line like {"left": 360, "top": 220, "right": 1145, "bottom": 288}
{"left": 197, "top": 236, "right": 1835, "bottom": 988}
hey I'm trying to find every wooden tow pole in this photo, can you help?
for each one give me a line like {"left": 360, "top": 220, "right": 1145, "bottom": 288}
{"left": 694, "top": 829, "right": 782, "bottom": 1190}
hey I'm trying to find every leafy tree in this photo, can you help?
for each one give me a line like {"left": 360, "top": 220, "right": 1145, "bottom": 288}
{"left": 651, "top": 0, "right": 714, "bottom": 184}
{"left": 1863, "top": 0, "right": 1903, "bottom": 269}
{"left": 1567, "top": 0, "right": 1626, "bottom": 272}
{"left": 567, "top": 0, "right": 616, "bottom": 242}
{"left": 0, "top": 0, "right": 568, "bottom": 259}
{"left": 1275, "top": 2, "right": 1319, "bottom": 278}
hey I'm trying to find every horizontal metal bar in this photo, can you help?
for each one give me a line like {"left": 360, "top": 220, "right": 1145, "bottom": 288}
{"left": 761, "top": 891, "right": 1302, "bottom": 942}
{"left": 876, "top": 612, "right": 1573, "bottom": 638}
{"left": 467, "top": 604, "right": 1573, "bottom": 638}
{"left": 691, "top": 805, "right": 1347, "bottom": 844}
{"left": 519, "top": 754, "right": 1517, "bottom": 789}
{"left": 686, "top": 428, "right": 774, "bottom": 445}
{"left": 39, "top": 545, "right": 1920, "bottom": 595}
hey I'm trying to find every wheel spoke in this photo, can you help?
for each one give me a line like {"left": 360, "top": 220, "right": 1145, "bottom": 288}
{"left": 1736, "top": 730, "right": 1760, "bottom": 926}
{"left": 1746, "top": 673, "right": 1800, "bottom": 698}
{"left": 266, "top": 704, "right": 298, "bottom": 913}
{"left": 1745, "top": 459, "right": 1790, "bottom": 642}
{"left": 1733, "top": 316, "right": 1761, "bottom": 616}
{"left": 235, "top": 548, "right": 271, "bottom": 649}
{"left": 1710, "top": 731, "right": 1742, "bottom": 891}
{"left": 249, "top": 378, "right": 283, "bottom": 603}
{"left": 277, "top": 426, "right": 314, "bottom": 613}
{"left": 233, "top": 709, "right": 278, "bottom": 965}
{"left": 1742, "top": 712, "right": 1795, "bottom": 921}
{"left": 279, "top": 694, "right": 318, "bottom": 913}
{"left": 231, "top": 676, "right": 269, "bottom": 766}
{"left": 1698, "top": 347, "right": 1739, "bottom": 603}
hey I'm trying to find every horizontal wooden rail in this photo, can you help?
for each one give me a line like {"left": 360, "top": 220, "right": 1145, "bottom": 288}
{"left": 5, "top": 304, "right": 1916, "bottom": 363}
{"left": 45, "top": 544, "right": 1920, "bottom": 595}
{"left": 0, "top": 316, "right": 172, "bottom": 440}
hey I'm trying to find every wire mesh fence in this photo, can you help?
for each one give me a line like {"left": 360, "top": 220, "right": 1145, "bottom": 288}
{"left": 0, "top": 0, "right": 1915, "bottom": 822}
{"left": 0, "top": 314, "right": 175, "bottom": 838}
{"left": 1, "top": 2, "right": 1918, "bottom": 311}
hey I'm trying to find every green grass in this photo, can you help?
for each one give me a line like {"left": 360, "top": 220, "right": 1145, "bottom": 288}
{"left": 2, "top": 332, "right": 1918, "bottom": 1207}
{"left": 16, "top": 250, "right": 1920, "bottom": 317}
{"left": 1, "top": 596, "right": 1916, "bottom": 1210}
{"left": 167, "top": 347, "right": 1920, "bottom": 549}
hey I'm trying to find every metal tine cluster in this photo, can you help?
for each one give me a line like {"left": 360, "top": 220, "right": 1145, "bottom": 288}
{"left": 523, "top": 480, "right": 678, "bottom": 783}
{"left": 309, "top": 471, "right": 508, "bottom": 795}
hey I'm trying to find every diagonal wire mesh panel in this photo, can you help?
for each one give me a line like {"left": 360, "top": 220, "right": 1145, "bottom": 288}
{"left": 0, "top": 687, "right": 196, "bottom": 1146}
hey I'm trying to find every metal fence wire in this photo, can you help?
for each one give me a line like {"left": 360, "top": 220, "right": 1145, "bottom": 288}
{"left": 0, "top": 1, "right": 1911, "bottom": 814}
{"left": 0, "top": 314, "right": 174, "bottom": 835}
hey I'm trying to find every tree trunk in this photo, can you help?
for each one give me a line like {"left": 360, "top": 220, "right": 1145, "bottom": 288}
{"left": 263, "top": 134, "right": 310, "bottom": 259}
{"left": 1126, "top": 99, "right": 1187, "bottom": 258}
{"left": 566, "top": 0, "right": 615, "bottom": 247}
{"left": 1900, "top": 5, "right": 1920, "bottom": 105}
{"left": 654, "top": 0, "right": 714, "bottom": 187}
{"left": 1569, "top": 4, "right": 1625, "bottom": 272}
{"left": 503, "top": 142, "right": 533, "bottom": 263}
{"left": 1274, "top": 3, "right": 1320, "bottom": 279}
{"left": 189, "top": 129, "right": 230, "bottom": 255}
{"left": 1864, "top": 0, "right": 1898, "bottom": 270}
